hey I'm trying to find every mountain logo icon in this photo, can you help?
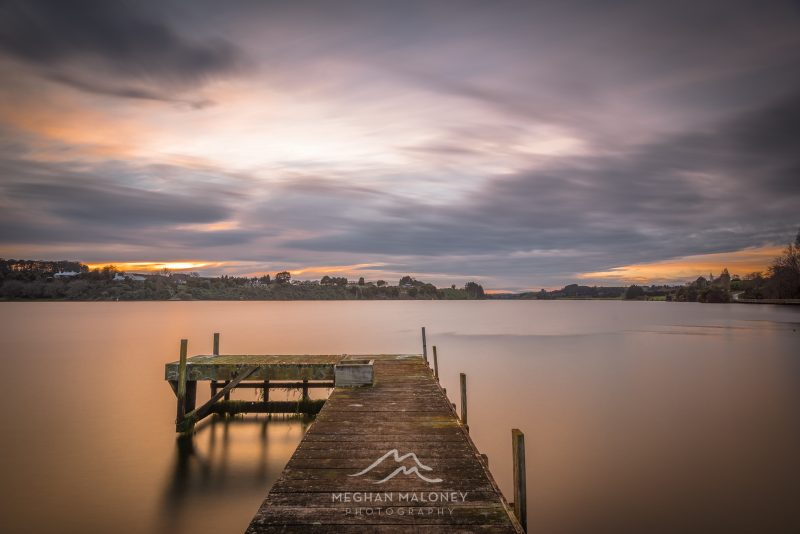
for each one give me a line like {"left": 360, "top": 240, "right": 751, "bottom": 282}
{"left": 348, "top": 449, "right": 443, "bottom": 484}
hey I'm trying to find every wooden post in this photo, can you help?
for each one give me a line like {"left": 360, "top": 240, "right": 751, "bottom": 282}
{"left": 263, "top": 379, "right": 269, "bottom": 402}
{"left": 210, "top": 381, "right": 218, "bottom": 397}
{"left": 186, "top": 381, "right": 197, "bottom": 412}
{"left": 512, "top": 428, "right": 527, "bottom": 531}
{"left": 432, "top": 346, "right": 439, "bottom": 381}
{"left": 460, "top": 372, "right": 468, "bottom": 426}
{"left": 213, "top": 332, "right": 220, "bottom": 355}
{"left": 421, "top": 327, "right": 428, "bottom": 365}
{"left": 223, "top": 381, "right": 231, "bottom": 402}
{"left": 176, "top": 339, "right": 188, "bottom": 422}
{"left": 302, "top": 379, "right": 309, "bottom": 401}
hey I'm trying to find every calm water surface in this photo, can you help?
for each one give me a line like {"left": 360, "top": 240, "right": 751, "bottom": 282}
{"left": 0, "top": 301, "right": 798, "bottom": 533}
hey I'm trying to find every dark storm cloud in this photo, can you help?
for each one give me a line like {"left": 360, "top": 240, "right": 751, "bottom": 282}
{"left": 6, "top": 180, "right": 230, "bottom": 226}
{"left": 0, "top": 141, "right": 257, "bottom": 248}
{"left": 0, "top": 0, "right": 243, "bottom": 103}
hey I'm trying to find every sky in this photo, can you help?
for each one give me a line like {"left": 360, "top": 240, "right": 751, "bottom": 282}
{"left": 0, "top": 0, "right": 798, "bottom": 290}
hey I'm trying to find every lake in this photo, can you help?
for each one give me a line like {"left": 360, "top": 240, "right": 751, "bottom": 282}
{"left": 0, "top": 301, "right": 798, "bottom": 533}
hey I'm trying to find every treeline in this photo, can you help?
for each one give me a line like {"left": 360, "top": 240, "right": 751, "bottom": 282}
{"left": 490, "top": 284, "right": 628, "bottom": 300}
{"left": 738, "top": 231, "right": 800, "bottom": 300}
{"left": 0, "top": 260, "right": 486, "bottom": 301}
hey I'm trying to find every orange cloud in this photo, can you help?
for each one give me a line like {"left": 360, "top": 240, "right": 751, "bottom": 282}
{"left": 85, "top": 261, "right": 229, "bottom": 272}
{"left": 287, "top": 263, "right": 386, "bottom": 276}
{"left": 578, "top": 245, "right": 783, "bottom": 284}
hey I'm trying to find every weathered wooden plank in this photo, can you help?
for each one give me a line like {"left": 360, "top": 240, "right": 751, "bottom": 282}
{"left": 248, "top": 504, "right": 511, "bottom": 525}
{"left": 264, "top": 492, "right": 507, "bottom": 507}
{"left": 246, "top": 524, "right": 518, "bottom": 533}
{"left": 246, "top": 354, "right": 523, "bottom": 533}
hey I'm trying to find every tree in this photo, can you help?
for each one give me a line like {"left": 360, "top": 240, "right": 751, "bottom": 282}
{"left": 717, "top": 268, "right": 731, "bottom": 290}
{"left": 358, "top": 277, "right": 365, "bottom": 285}
{"left": 376, "top": 280, "right": 386, "bottom": 287}
{"left": 767, "top": 232, "right": 800, "bottom": 298}
{"left": 464, "top": 281, "right": 485, "bottom": 299}
{"left": 275, "top": 271, "right": 291, "bottom": 285}
{"left": 399, "top": 275, "right": 415, "bottom": 287}
{"left": 624, "top": 285, "right": 645, "bottom": 299}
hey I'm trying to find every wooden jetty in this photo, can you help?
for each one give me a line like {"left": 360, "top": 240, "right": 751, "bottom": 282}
{"left": 165, "top": 334, "right": 526, "bottom": 532}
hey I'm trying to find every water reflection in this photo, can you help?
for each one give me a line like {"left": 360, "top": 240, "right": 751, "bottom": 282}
{"left": 158, "top": 415, "right": 312, "bottom": 534}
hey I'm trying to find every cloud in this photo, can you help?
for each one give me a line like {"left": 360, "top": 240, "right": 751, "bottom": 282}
{"left": 0, "top": 0, "right": 244, "bottom": 104}
{"left": 279, "top": 90, "right": 800, "bottom": 278}
{"left": 1, "top": 1, "right": 799, "bottom": 288}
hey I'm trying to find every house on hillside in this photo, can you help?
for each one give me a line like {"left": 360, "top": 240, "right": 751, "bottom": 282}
{"left": 112, "top": 273, "right": 146, "bottom": 282}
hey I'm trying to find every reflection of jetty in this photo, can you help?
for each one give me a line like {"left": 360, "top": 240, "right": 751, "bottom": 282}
{"left": 164, "top": 330, "right": 526, "bottom": 532}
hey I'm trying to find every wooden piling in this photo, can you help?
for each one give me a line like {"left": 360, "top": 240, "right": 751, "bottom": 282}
{"left": 421, "top": 326, "right": 428, "bottom": 364}
{"left": 433, "top": 345, "right": 439, "bottom": 380}
{"left": 263, "top": 379, "right": 269, "bottom": 402}
{"left": 512, "top": 428, "right": 527, "bottom": 532}
{"left": 302, "top": 378, "right": 309, "bottom": 401}
{"left": 176, "top": 339, "right": 188, "bottom": 422}
{"left": 186, "top": 381, "right": 197, "bottom": 412}
{"left": 460, "top": 372, "right": 468, "bottom": 426}
{"left": 213, "top": 332, "right": 220, "bottom": 355}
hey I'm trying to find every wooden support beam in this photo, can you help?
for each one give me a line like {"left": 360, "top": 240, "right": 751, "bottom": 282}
{"left": 208, "top": 381, "right": 334, "bottom": 389}
{"left": 481, "top": 453, "right": 489, "bottom": 467}
{"left": 213, "top": 332, "right": 220, "bottom": 355}
{"left": 177, "top": 365, "right": 258, "bottom": 433}
{"left": 176, "top": 339, "right": 188, "bottom": 422}
{"left": 223, "top": 380, "right": 231, "bottom": 401}
{"left": 432, "top": 345, "right": 439, "bottom": 381}
{"left": 209, "top": 399, "right": 325, "bottom": 415}
{"left": 421, "top": 326, "right": 428, "bottom": 364}
{"left": 263, "top": 379, "right": 269, "bottom": 402}
{"left": 512, "top": 428, "right": 527, "bottom": 532}
{"left": 302, "top": 379, "right": 309, "bottom": 401}
{"left": 460, "top": 372, "right": 468, "bottom": 426}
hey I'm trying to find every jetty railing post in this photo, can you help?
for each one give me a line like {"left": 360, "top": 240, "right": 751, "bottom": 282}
{"left": 213, "top": 332, "right": 220, "bottom": 355}
{"left": 176, "top": 339, "right": 188, "bottom": 423}
{"left": 512, "top": 428, "right": 527, "bottom": 531}
{"left": 421, "top": 326, "right": 428, "bottom": 365}
{"left": 432, "top": 345, "right": 439, "bottom": 381}
{"left": 302, "top": 379, "right": 309, "bottom": 401}
{"left": 459, "top": 372, "right": 468, "bottom": 428}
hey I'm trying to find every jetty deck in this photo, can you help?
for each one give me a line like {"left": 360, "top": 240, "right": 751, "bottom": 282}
{"left": 245, "top": 354, "right": 524, "bottom": 533}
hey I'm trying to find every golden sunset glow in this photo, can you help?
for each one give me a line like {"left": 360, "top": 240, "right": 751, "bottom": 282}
{"left": 285, "top": 263, "right": 387, "bottom": 276}
{"left": 578, "top": 246, "right": 783, "bottom": 283}
{"left": 85, "top": 261, "right": 226, "bottom": 272}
